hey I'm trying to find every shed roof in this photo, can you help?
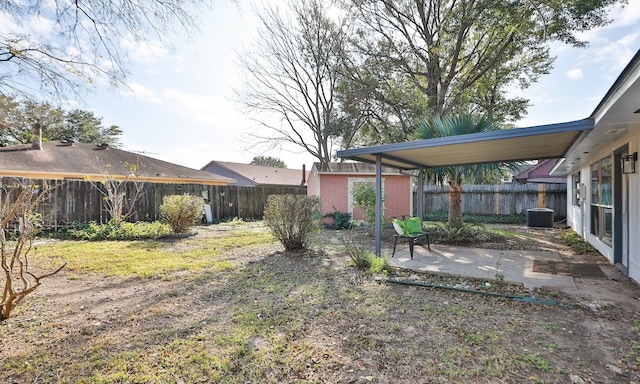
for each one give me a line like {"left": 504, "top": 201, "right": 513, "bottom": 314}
{"left": 0, "top": 141, "right": 234, "bottom": 185}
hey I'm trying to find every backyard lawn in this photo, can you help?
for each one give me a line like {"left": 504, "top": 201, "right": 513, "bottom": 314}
{"left": 1, "top": 221, "right": 639, "bottom": 383}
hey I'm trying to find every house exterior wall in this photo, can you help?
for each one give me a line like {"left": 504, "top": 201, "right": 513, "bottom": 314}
{"left": 628, "top": 134, "right": 640, "bottom": 283}
{"left": 308, "top": 171, "right": 412, "bottom": 222}
{"left": 566, "top": 131, "right": 639, "bottom": 282}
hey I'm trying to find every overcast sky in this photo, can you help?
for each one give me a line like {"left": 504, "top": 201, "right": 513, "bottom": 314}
{"left": 79, "top": 0, "right": 640, "bottom": 171}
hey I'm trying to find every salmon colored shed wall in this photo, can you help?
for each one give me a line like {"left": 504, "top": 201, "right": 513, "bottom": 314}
{"left": 307, "top": 169, "right": 320, "bottom": 197}
{"left": 309, "top": 173, "right": 412, "bottom": 222}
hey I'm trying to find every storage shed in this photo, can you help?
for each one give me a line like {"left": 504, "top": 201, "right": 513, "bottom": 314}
{"left": 307, "top": 162, "right": 412, "bottom": 224}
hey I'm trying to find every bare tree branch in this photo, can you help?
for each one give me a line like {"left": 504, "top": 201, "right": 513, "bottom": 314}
{"left": 235, "top": 0, "right": 348, "bottom": 165}
{"left": 0, "top": 0, "right": 210, "bottom": 99}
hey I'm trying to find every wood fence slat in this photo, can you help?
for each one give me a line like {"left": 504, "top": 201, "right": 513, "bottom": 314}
{"left": 0, "top": 177, "right": 566, "bottom": 227}
{"left": 416, "top": 183, "right": 567, "bottom": 218}
{"left": 0, "top": 177, "right": 307, "bottom": 227}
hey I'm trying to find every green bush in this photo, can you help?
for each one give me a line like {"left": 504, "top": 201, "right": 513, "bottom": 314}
{"left": 351, "top": 183, "right": 381, "bottom": 227}
{"left": 324, "top": 210, "right": 351, "bottom": 229}
{"left": 160, "top": 195, "right": 205, "bottom": 233}
{"left": 263, "top": 194, "right": 322, "bottom": 251}
{"left": 340, "top": 229, "right": 389, "bottom": 274}
{"left": 429, "top": 222, "right": 504, "bottom": 245}
{"left": 65, "top": 221, "right": 171, "bottom": 240}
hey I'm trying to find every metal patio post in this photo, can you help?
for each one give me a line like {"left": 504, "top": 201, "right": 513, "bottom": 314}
{"left": 375, "top": 155, "right": 382, "bottom": 257}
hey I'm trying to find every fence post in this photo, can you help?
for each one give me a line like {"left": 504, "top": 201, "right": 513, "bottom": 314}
{"left": 538, "top": 184, "right": 547, "bottom": 208}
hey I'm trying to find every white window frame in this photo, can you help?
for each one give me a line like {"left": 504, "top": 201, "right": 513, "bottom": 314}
{"left": 347, "top": 177, "right": 385, "bottom": 218}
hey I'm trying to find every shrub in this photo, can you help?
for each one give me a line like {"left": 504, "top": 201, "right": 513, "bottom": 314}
{"left": 160, "top": 195, "right": 205, "bottom": 233}
{"left": 351, "top": 182, "right": 381, "bottom": 227}
{"left": 66, "top": 221, "right": 171, "bottom": 240}
{"left": 263, "top": 194, "right": 321, "bottom": 251}
{"left": 340, "top": 230, "right": 370, "bottom": 268}
{"left": 340, "top": 229, "right": 389, "bottom": 274}
{"left": 429, "top": 222, "right": 504, "bottom": 245}
{"left": 324, "top": 210, "right": 351, "bottom": 229}
{"left": 1, "top": 181, "right": 65, "bottom": 321}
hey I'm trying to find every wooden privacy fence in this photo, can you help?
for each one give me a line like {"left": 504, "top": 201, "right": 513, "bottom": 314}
{"left": 415, "top": 183, "right": 567, "bottom": 218}
{"left": 0, "top": 177, "right": 306, "bottom": 228}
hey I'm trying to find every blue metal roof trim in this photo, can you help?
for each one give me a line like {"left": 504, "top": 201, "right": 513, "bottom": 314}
{"left": 337, "top": 119, "right": 593, "bottom": 160}
{"left": 337, "top": 119, "right": 594, "bottom": 167}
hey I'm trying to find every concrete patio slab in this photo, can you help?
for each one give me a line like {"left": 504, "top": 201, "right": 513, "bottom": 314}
{"left": 387, "top": 244, "right": 578, "bottom": 295}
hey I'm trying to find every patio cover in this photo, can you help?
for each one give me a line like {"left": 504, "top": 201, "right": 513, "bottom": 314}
{"left": 336, "top": 119, "right": 594, "bottom": 256}
{"left": 337, "top": 119, "right": 593, "bottom": 170}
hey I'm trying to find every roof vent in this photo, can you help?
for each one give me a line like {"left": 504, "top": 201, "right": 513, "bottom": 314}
{"left": 96, "top": 143, "right": 109, "bottom": 149}
{"left": 606, "top": 128, "right": 625, "bottom": 135}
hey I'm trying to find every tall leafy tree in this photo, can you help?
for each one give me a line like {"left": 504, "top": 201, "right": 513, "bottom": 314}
{"left": 338, "top": 0, "right": 621, "bottom": 146}
{"left": 236, "top": 0, "right": 348, "bottom": 165}
{"left": 0, "top": 97, "right": 65, "bottom": 144}
{"left": 0, "top": 96, "right": 122, "bottom": 146}
{"left": 64, "top": 110, "right": 123, "bottom": 147}
{"left": 412, "top": 114, "right": 518, "bottom": 227}
{"left": 250, "top": 156, "right": 287, "bottom": 168}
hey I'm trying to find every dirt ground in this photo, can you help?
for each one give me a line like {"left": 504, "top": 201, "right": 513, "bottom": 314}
{"left": 2, "top": 225, "right": 640, "bottom": 383}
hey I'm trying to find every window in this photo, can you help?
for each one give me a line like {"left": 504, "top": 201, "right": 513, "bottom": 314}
{"left": 590, "top": 156, "right": 613, "bottom": 245}
{"left": 591, "top": 162, "right": 599, "bottom": 204}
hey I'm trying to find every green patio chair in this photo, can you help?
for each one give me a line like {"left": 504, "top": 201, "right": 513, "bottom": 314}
{"left": 391, "top": 216, "right": 431, "bottom": 259}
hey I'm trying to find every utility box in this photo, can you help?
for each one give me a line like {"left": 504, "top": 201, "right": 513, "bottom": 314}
{"left": 527, "top": 208, "right": 554, "bottom": 228}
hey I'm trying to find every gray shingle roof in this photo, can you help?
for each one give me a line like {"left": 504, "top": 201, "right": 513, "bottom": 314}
{"left": 201, "top": 161, "right": 307, "bottom": 186}
{"left": 0, "top": 141, "right": 234, "bottom": 185}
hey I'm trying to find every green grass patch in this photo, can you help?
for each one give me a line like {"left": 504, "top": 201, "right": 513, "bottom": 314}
{"left": 561, "top": 228, "right": 596, "bottom": 253}
{"left": 34, "top": 229, "right": 275, "bottom": 278}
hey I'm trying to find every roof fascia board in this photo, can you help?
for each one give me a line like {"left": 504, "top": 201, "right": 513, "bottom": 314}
{"left": 318, "top": 172, "right": 409, "bottom": 176}
{"left": 590, "top": 49, "right": 640, "bottom": 122}
{"left": 549, "top": 158, "right": 567, "bottom": 176}
{"left": 0, "top": 171, "right": 231, "bottom": 186}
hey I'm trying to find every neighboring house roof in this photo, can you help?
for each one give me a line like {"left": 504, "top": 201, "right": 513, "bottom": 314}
{"left": 514, "top": 159, "right": 566, "bottom": 184}
{"left": 312, "top": 162, "right": 409, "bottom": 175}
{"left": 0, "top": 141, "right": 234, "bottom": 185}
{"left": 201, "top": 160, "right": 307, "bottom": 187}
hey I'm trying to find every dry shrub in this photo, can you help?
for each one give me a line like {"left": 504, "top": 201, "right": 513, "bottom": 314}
{"left": 263, "top": 194, "right": 321, "bottom": 251}
{"left": 160, "top": 195, "right": 205, "bottom": 233}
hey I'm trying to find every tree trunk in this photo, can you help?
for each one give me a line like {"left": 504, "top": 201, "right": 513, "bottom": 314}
{"left": 448, "top": 181, "right": 463, "bottom": 228}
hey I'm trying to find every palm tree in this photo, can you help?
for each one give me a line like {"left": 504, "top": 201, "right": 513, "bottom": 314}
{"left": 412, "top": 114, "right": 515, "bottom": 228}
